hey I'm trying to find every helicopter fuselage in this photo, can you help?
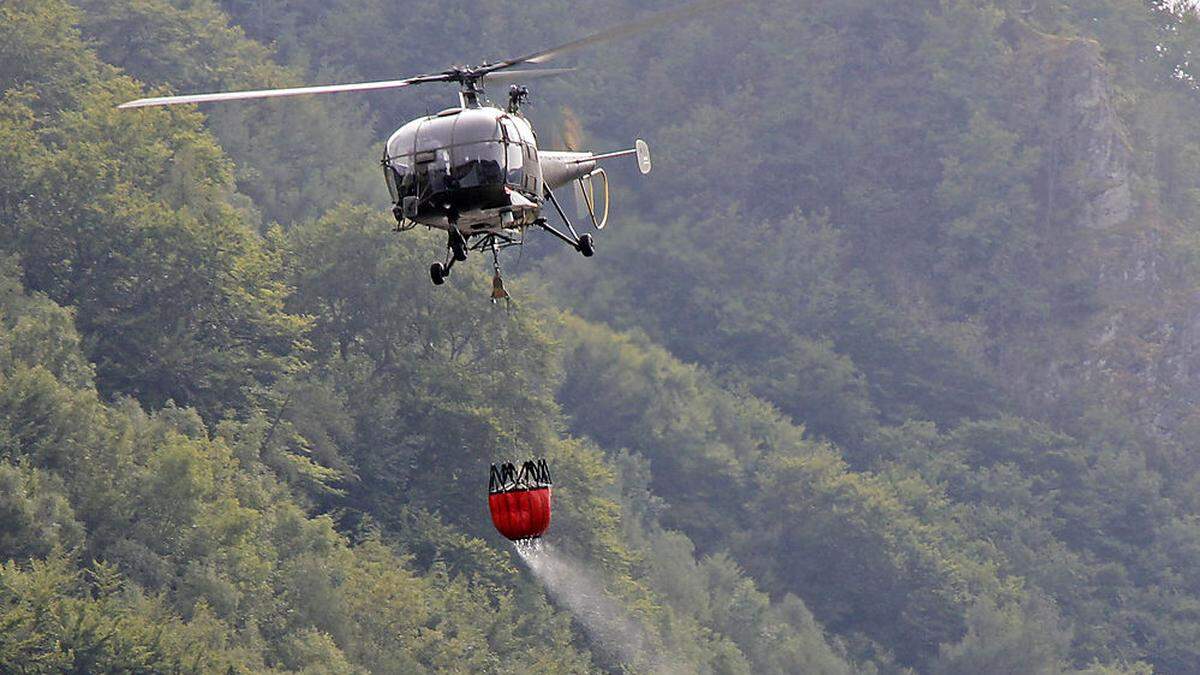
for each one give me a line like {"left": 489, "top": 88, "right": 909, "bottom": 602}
{"left": 383, "top": 105, "right": 596, "bottom": 236}
{"left": 118, "top": 0, "right": 706, "bottom": 295}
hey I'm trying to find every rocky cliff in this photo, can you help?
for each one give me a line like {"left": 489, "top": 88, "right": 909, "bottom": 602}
{"left": 1001, "top": 27, "right": 1200, "bottom": 448}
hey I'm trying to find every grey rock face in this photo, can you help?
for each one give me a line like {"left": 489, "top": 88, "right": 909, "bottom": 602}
{"left": 1046, "top": 41, "right": 1133, "bottom": 233}
{"left": 1027, "top": 38, "right": 1200, "bottom": 439}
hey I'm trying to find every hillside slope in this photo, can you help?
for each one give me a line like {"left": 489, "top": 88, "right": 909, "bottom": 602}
{"left": 3, "top": 0, "right": 1200, "bottom": 672}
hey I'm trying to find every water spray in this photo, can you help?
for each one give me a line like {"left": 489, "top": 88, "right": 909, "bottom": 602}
{"left": 514, "top": 541, "right": 683, "bottom": 674}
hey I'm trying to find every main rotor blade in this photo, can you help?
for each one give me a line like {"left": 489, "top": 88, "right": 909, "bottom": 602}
{"left": 484, "top": 0, "right": 735, "bottom": 73}
{"left": 118, "top": 74, "right": 450, "bottom": 109}
{"left": 482, "top": 67, "right": 577, "bottom": 84}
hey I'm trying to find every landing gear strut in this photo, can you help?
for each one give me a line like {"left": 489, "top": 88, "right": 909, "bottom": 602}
{"left": 423, "top": 187, "right": 598, "bottom": 294}
{"left": 537, "top": 188, "right": 597, "bottom": 257}
{"left": 429, "top": 225, "right": 468, "bottom": 286}
{"left": 450, "top": 228, "right": 468, "bottom": 262}
{"left": 427, "top": 229, "right": 525, "bottom": 297}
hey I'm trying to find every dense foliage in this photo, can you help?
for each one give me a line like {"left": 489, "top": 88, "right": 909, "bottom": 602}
{"left": 4, "top": 0, "right": 1200, "bottom": 672}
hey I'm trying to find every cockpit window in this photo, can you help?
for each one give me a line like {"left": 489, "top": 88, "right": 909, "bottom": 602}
{"left": 506, "top": 141, "right": 524, "bottom": 186}
{"left": 415, "top": 118, "right": 450, "bottom": 154}
{"left": 449, "top": 142, "right": 505, "bottom": 189}
{"left": 452, "top": 112, "right": 504, "bottom": 145}
{"left": 386, "top": 112, "right": 527, "bottom": 200}
{"left": 385, "top": 166, "right": 400, "bottom": 201}
{"left": 500, "top": 119, "right": 526, "bottom": 186}
{"left": 387, "top": 141, "right": 505, "bottom": 197}
{"left": 423, "top": 149, "right": 452, "bottom": 193}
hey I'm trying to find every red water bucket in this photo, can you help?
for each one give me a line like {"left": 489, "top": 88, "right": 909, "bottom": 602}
{"left": 488, "top": 459, "right": 552, "bottom": 542}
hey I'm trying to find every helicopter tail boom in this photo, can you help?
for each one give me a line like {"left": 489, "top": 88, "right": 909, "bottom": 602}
{"left": 540, "top": 151, "right": 596, "bottom": 191}
{"left": 540, "top": 139, "right": 651, "bottom": 190}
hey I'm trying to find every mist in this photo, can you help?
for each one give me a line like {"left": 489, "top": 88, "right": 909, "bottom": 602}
{"left": 515, "top": 541, "right": 685, "bottom": 674}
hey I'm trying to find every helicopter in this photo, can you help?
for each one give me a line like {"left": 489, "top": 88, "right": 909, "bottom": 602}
{"left": 119, "top": 0, "right": 732, "bottom": 298}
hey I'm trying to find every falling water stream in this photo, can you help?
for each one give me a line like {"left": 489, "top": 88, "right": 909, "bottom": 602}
{"left": 514, "top": 541, "right": 683, "bottom": 673}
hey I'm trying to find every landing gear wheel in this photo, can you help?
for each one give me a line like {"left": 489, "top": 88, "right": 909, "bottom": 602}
{"left": 578, "top": 233, "right": 595, "bottom": 257}
{"left": 430, "top": 262, "right": 447, "bottom": 286}
{"left": 450, "top": 230, "right": 468, "bottom": 262}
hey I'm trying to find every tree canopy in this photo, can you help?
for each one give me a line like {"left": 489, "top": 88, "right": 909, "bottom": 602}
{"left": 4, "top": 0, "right": 1200, "bottom": 671}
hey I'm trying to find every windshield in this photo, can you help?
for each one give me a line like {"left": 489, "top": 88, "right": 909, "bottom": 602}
{"left": 386, "top": 112, "right": 520, "bottom": 198}
{"left": 389, "top": 140, "right": 509, "bottom": 197}
{"left": 449, "top": 142, "right": 505, "bottom": 189}
{"left": 386, "top": 154, "right": 412, "bottom": 201}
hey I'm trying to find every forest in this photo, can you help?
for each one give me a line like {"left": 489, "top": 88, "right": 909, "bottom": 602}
{"left": 3, "top": 0, "right": 1200, "bottom": 672}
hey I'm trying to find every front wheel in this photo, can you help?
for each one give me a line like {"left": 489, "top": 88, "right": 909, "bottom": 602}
{"left": 578, "top": 234, "right": 595, "bottom": 257}
{"left": 430, "top": 262, "right": 447, "bottom": 285}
